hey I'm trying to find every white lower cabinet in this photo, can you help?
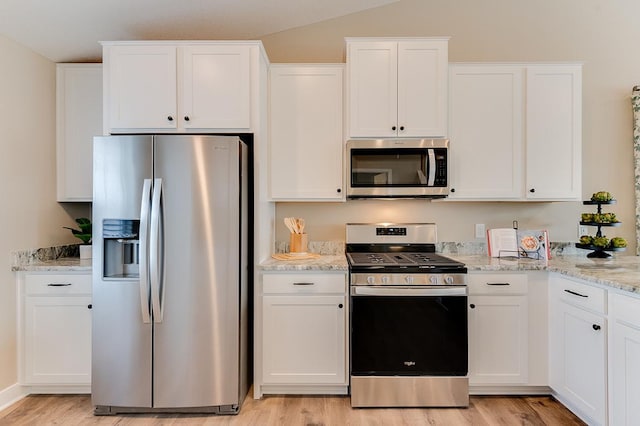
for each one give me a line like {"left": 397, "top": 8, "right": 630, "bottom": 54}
{"left": 20, "top": 272, "right": 92, "bottom": 388}
{"left": 549, "top": 274, "right": 606, "bottom": 426}
{"left": 609, "top": 292, "right": 640, "bottom": 426}
{"left": 468, "top": 273, "right": 529, "bottom": 387}
{"left": 259, "top": 272, "right": 348, "bottom": 395}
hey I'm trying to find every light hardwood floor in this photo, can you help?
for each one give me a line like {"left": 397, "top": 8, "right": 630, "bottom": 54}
{"left": 0, "top": 393, "right": 585, "bottom": 425}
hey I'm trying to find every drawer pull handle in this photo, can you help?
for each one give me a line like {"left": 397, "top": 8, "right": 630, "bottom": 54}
{"left": 47, "top": 283, "right": 72, "bottom": 287}
{"left": 469, "top": 304, "right": 476, "bottom": 309}
{"left": 592, "top": 324, "right": 601, "bottom": 331}
{"left": 487, "top": 282, "right": 510, "bottom": 286}
{"left": 564, "top": 289, "right": 588, "bottom": 298}
{"left": 293, "top": 282, "right": 315, "bottom": 286}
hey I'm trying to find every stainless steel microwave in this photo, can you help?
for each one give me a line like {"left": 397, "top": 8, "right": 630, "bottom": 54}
{"left": 346, "top": 139, "right": 449, "bottom": 199}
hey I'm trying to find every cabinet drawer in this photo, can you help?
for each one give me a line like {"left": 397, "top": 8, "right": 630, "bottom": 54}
{"left": 610, "top": 292, "right": 640, "bottom": 328}
{"left": 553, "top": 276, "right": 606, "bottom": 314}
{"left": 263, "top": 273, "right": 346, "bottom": 294}
{"left": 468, "top": 273, "right": 527, "bottom": 295}
{"left": 25, "top": 273, "right": 92, "bottom": 295}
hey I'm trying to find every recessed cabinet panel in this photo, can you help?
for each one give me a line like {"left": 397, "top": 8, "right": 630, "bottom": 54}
{"left": 397, "top": 41, "right": 448, "bottom": 137}
{"left": 348, "top": 42, "right": 398, "bottom": 138}
{"left": 181, "top": 45, "right": 250, "bottom": 129}
{"left": 262, "top": 295, "right": 346, "bottom": 384}
{"left": 56, "top": 64, "right": 102, "bottom": 202}
{"left": 269, "top": 65, "right": 344, "bottom": 200}
{"left": 108, "top": 45, "right": 177, "bottom": 130}
{"left": 526, "top": 66, "right": 582, "bottom": 200}
{"left": 448, "top": 65, "right": 523, "bottom": 199}
{"left": 610, "top": 293, "right": 640, "bottom": 426}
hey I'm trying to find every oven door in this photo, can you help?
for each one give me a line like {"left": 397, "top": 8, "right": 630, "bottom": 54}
{"left": 346, "top": 139, "right": 448, "bottom": 199}
{"left": 350, "top": 286, "right": 468, "bottom": 377}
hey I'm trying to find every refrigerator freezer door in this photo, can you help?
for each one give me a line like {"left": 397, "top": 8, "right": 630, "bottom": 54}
{"left": 92, "top": 136, "right": 153, "bottom": 408}
{"left": 152, "top": 135, "right": 242, "bottom": 408}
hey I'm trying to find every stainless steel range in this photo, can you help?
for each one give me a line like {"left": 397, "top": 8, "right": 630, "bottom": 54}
{"left": 347, "top": 223, "right": 469, "bottom": 408}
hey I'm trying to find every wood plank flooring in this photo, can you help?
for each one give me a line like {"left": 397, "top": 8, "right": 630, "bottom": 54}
{"left": 0, "top": 393, "right": 585, "bottom": 425}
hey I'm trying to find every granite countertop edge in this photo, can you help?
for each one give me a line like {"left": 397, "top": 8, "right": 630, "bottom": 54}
{"left": 260, "top": 253, "right": 640, "bottom": 294}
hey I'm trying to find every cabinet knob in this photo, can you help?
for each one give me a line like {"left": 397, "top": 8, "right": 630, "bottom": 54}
{"left": 399, "top": 126, "right": 405, "bottom": 131}
{"left": 88, "top": 304, "right": 92, "bottom": 309}
{"left": 529, "top": 188, "right": 535, "bottom": 193}
{"left": 392, "top": 126, "right": 397, "bottom": 131}
{"left": 337, "top": 188, "right": 342, "bottom": 193}
{"left": 167, "top": 116, "right": 174, "bottom": 122}
{"left": 184, "top": 116, "right": 190, "bottom": 122}
{"left": 469, "top": 304, "right": 476, "bottom": 309}
{"left": 338, "top": 304, "right": 344, "bottom": 309}
{"left": 450, "top": 188, "right": 455, "bottom": 193}
{"left": 592, "top": 324, "right": 601, "bottom": 331}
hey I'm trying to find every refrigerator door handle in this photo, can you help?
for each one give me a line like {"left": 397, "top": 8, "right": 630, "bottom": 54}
{"left": 150, "top": 178, "right": 164, "bottom": 323}
{"left": 138, "top": 179, "right": 152, "bottom": 324}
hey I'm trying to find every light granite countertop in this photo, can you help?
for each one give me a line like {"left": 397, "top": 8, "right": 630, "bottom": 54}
{"left": 260, "top": 253, "right": 640, "bottom": 295}
{"left": 12, "top": 243, "right": 640, "bottom": 294}
{"left": 12, "top": 257, "right": 92, "bottom": 272}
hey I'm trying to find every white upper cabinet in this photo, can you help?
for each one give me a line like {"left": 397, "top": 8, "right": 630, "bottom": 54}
{"left": 106, "top": 44, "right": 177, "bottom": 131}
{"left": 448, "top": 63, "right": 582, "bottom": 201}
{"left": 103, "top": 42, "right": 253, "bottom": 133}
{"left": 269, "top": 64, "right": 344, "bottom": 201}
{"left": 181, "top": 45, "right": 250, "bottom": 129}
{"left": 525, "top": 65, "right": 582, "bottom": 200}
{"left": 448, "top": 65, "right": 524, "bottom": 199}
{"left": 347, "top": 38, "right": 448, "bottom": 138}
{"left": 56, "top": 63, "right": 102, "bottom": 202}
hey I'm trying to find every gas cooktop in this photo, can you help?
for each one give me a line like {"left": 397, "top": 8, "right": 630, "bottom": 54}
{"left": 346, "top": 252, "right": 463, "bottom": 268}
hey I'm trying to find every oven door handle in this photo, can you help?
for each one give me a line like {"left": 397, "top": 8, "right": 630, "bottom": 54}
{"left": 350, "top": 286, "right": 467, "bottom": 297}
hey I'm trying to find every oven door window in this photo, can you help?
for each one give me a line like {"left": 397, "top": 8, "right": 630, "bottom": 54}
{"left": 350, "top": 148, "right": 446, "bottom": 188}
{"left": 351, "top": 295, "right": 468, "bottom": 376}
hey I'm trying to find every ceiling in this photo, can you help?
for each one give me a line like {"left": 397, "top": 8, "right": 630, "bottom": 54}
{"left": 0, "top": 0, "right": 398, "bottom": 63}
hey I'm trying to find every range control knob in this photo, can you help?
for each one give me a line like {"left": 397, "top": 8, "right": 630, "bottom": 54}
{"left": 429, "top": 276, "right": 439, "bottom": 284}
{"left": 405, "top": 275, "right": 414, "bottom": 284}
{"left": 381, "top": 275, "right": 389, "bottom": 284}
{"left": 367, "top": 276, "right": 375, "bottom": 285}
{"left": 444, "top": 275, "right": 455, "bottom": 285}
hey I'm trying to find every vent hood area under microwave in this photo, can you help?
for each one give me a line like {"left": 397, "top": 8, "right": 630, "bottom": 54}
{"left": 346, "top": 139, "right": 449, "bottom": 200}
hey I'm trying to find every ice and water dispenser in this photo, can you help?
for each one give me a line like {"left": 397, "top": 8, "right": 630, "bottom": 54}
{"left": 102, "top": 219, "right": 141, "bottom": 278}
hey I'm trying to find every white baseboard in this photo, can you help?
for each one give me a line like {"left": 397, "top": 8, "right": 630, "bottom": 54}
{"left": 0, "top": 383, "right": 27, "bottom": 412}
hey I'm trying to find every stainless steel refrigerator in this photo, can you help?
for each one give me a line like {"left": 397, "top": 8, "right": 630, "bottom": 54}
{"left": 91, "top": 135, "right": 249, "bottom": 415}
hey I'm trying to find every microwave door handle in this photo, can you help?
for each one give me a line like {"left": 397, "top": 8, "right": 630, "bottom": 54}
{"left": 427, "top": 148, "right": 436, "bottom": 186}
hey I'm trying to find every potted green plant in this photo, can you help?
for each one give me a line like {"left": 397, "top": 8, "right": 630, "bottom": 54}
{"left": 64, "top": 217, "right": 92, "bottom": 259}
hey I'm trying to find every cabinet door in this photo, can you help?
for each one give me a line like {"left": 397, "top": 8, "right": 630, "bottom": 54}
{"left": 348, "top": 41, "right": 398, "bottom": 138}
{"left": 468, "top": 295, "right": 528, "bottom": 384}
{"left": 181, "top": 45, "right": 250, "bottom": 129}
{"left": 549, "top": 299, "right": 606, "bottom": 425}
{"left": 269, "top": 65, "right": 344, "bottom": 200}
{"left": 107, "top": 45, "right": 177, "bottom": 131}
{"left": 56, "top": 64, "right": 102, "bottom": 202}
{"left": 24, "top": 296, "right": 92, "bottom": 384}
{"left": 448, "top": 65, "right": 524, "bottom": 199}
{"left": 610, "top": 293, "right": 640, "bottom": 426}
{"left": 397, "top": 40, "right": 448, "bottom": 137}
{"left": 525, "top": 65, "right": 582, "bottom": 200}
{"left": 611, "top": 321, "right": 640, "bottom": 426}
{"left": 262, "top": 295, "right": 346, "bottom": 384}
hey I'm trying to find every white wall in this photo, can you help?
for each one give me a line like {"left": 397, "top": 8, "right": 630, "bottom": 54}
{"left": 261, "top": 0, "right": 640, "bottom": 252}
{"left": 0, "top": 35, "right": 81, "bottom": 391}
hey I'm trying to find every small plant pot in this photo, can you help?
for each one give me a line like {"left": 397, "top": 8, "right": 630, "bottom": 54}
{"left": 79, "top": 245, "right": 92, "bottom": 259}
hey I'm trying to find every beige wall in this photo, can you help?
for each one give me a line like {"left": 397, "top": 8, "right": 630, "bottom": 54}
{"left": 262, "top": 0, "right": 640, "bottom": 251}
{"left": 0, "top": 35, "right": 82, "bottom": 391}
